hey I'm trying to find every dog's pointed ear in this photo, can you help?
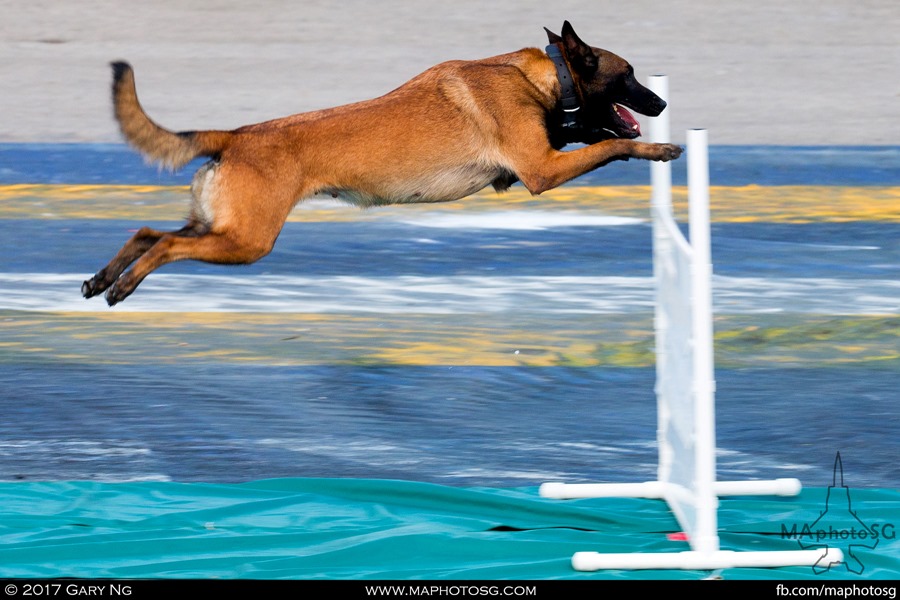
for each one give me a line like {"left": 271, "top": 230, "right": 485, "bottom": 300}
{"left": 561, "top": 21, "right": 598, "bottom": 72}
{"left": 544, "top": 27, "right": 562, "bottom": 44}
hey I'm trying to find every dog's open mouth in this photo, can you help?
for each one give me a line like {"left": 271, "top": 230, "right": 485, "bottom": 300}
{"left": 611, "top": 104, "right": 641, "bottom": 138}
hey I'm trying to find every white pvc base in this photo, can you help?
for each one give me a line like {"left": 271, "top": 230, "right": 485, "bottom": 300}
{"left": 571, "top": 548, "right": 844, "bottom": 572}
{"left": 540, "top": 480, "right": 842, "bottom": 572}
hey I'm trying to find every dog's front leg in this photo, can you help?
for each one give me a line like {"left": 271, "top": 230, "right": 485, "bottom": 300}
{"left": 515, "top": 138, "right": 682, "bottom": 195}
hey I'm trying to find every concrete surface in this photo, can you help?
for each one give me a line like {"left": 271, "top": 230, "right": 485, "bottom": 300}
{"left": 1, "top": 0, "right": 898, "bottom": 145}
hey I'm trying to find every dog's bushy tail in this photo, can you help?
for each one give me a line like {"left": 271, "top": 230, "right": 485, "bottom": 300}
{"left": 111, "top": 61, "right": 233, "bottom": 170}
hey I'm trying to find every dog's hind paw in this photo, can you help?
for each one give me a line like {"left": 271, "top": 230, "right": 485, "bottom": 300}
{"left": 104, "top": 274, "right": 138, "bottom": 307}
{"left": 82, "top": 276, "right": 104, "bottom": 299}
{"left": 104, "top": 284, "right": 125, "bottom": 307}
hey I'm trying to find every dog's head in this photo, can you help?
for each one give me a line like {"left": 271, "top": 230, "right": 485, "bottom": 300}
{"left": 545, "top": 21, "right": 666, "bottom": 144}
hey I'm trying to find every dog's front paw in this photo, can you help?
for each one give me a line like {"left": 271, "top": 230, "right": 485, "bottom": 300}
{"left": 654, "top": 144, "right": 684, "bottom": 162}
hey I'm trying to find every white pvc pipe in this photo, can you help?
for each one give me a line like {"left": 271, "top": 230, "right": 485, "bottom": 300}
{"left": 686, "top": 127, "right": 718, "bottom": 553}
{"left": 688, "top": 129, "right": 711, "bottom": 268}
{"left": 648, "top": 74, "right": 674, "bottom": 489}
{"left": 572, "top": 548, "right": 844, "bottom": 572}
{"left": 648, "top": 75, "right": 672, "bottom": 214}
{"left": 539, "top": 478, "right": 802, "bottom": 500}
{"left": 539, "top": 481, "right": 667, "bottom": 500}
{"left": 715, "top": 478, "right": 802, "bottom": 497}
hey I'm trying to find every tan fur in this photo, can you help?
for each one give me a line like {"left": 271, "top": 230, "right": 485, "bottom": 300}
{"left": 85, "top": 26, "right": 682, "bottom": 306}
{"left": 111, "top": 63, "right": 232, "bottom": 170}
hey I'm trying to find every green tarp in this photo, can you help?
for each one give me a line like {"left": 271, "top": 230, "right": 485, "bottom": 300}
{"left": 1, "top": 479, "right": 897, "bottom": 580}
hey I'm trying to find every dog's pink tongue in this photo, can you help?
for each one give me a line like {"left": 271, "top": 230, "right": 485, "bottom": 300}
{"left": 616, "top": 104, "right": 641, "bottom": 136}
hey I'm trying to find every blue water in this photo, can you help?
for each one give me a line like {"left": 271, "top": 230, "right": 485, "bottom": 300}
{"left": 2, "top": 220, "right": 897, "bottom": 315}
{"left": 0, "top": 145, "right": 897, "bottom": 491}
{"left": 5, "top": 220, "right": 900, "bottom": 281}
{"left": 1, "top": 143, "right": 898, "bottom": 185}
{"left": 1, "top": 363, "right": 896, "bottom": 488}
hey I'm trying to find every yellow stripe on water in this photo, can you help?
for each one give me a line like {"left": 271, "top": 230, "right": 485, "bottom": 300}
{"left": 1, "top": 311, "right": 896, "bottom": 368}
{"left": 0, "top": 184, "right": 190, "bottom": 221}
{"left": 1, "top": 184, "right": 898, "bottom": 222}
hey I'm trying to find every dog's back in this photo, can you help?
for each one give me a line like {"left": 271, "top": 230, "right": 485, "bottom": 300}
{"left": 112, "top": 50, "right": 553, "bottom": 190}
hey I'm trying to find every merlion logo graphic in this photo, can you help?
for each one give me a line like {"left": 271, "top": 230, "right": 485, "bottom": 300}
{"left": 781, "top": 452, "right": 886, "bottom": 574}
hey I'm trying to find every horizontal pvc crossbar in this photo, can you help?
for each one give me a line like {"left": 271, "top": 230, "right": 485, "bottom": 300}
{"left": 571, "top": 548, "right": 844, "bottom": 572}
{"left": 539, "top": 478, "right": 802, "bottom": 500}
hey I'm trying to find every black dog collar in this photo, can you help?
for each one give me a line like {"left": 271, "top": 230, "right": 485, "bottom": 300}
{"left": 545, "top": 44, "right": 581, "bottom": 130}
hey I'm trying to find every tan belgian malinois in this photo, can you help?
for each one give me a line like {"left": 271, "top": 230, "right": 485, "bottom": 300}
{"left": 83, "top": 21, "right": 682, "bottom": 306}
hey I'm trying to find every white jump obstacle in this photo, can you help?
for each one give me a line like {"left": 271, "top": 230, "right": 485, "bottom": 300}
{"left": 539, "top": 75, "right": 843, "bottom": 573}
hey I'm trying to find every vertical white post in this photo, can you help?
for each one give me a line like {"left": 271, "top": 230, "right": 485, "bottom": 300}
{"left": 647, "top": 75, "right": 673, "bottom": 487}
{"left": 687, "top": 128, "right": 718, "bottom": 553}
{"left": 648, "top": 76, "right": 672, "bottom": 215}
{"left": 688, "top": 129, "right": 711, "bottom": 271}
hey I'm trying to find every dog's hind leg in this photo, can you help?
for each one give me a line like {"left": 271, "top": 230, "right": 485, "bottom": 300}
{"left": 102, "top": 225, "right": 277, "bottom": 306}
{"left": 81, "top": 221, "right": 208, "bottom": 299}
{"left": 87, "top": 158, "right": 307, "bottom": 306}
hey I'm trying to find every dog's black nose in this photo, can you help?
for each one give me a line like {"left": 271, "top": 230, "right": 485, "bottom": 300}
{"left": 645, "top": 97, "right": 667, "bottom": 117}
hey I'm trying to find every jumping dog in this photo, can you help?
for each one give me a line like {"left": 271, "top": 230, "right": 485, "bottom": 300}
{"left": 83, "top": 21, "right": 682, "bottom": 305}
